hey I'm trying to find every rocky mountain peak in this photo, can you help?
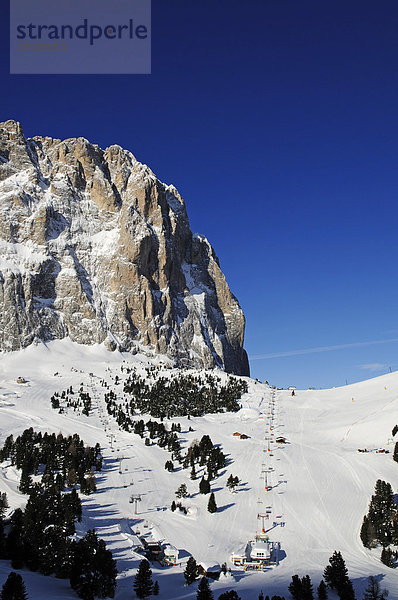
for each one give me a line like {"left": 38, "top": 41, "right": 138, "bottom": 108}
{"left": 0, "top": 120, "right": 249, "bottom": 376}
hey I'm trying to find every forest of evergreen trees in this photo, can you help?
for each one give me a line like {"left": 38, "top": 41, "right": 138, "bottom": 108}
{"left": 0, "top": 430, "right": 116, "bottom": 600}
{"left": 102, "top": 386, "right": 228, "bottom": 481}
{"left": 51, "top": 385, "right": 92, "bottom": 416}
{"left": 122, "top": 369, "right": 248, "bottom": 418}
{"left": 0, "top": 429, "right": 102, "bottom": 494}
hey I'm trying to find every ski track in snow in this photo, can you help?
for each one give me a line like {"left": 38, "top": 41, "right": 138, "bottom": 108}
{"left": 0, "top": 340, "right": 397, "bottom": 599}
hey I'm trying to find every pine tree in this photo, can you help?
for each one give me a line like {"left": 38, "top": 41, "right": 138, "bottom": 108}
{"left": 176, "top": 483, "right": 188, "bottom": 498}
{"left": 70, "top": 530, "right": 117, "bottom": 600}
{"left": 171, "top": 500, "right": 177, "bottom": 512}
{"left": 301, "top": 575, "right": 314, "bottom": 600}
{"left": 288, "top": 575, "right": 302, "bottom": 600}
{"left": 207, "top": 492, "right": 217, "bottom": 513}
{"left": 165, "top": 460, "right": 174, "bottom": 472}
{"left": 199, "top": 477, "right": 211, "bottom": 495}
{"left": 317, "top": 580, "right": 327, "bottom": 600}
{"left": 0, "top": 492, "right": 8, "bottom": 559}
{"left": 339, "top": 581, "right": 356, "bottom": 600}
{"left": 363, "top": 576, "right": 388, "bottom": 600}
{"left": 0, "top": 572, "right": 28, "bottom": 600}
{"left": 6, "top": 509, "right": 25, "bottom": 569}
{"left": 393, "top": 442, "right": 398, "bottom": 463}
{"left": 218, "top": 591, "right": 241, "bottom": 600}
{"left": 323, "top": 551, "right": 351, "bottom": 595}
{"left": 18, "top": 471, "right": 32, "bottom": 495}
{"left": 360, "top": 516, "right": 370, "bottom": 548}
{"left": 197, "top": 577, "right": 214, "bottom": 600}
{"left": 380, "top": 547, "right": 394, "bottom": 568}
{"left": 86, "top": 470, "right": 97, "bottom": 493}
{"left": 184, "top": 556, "right": 198, "bottom": 585}
{"left": 226, "top": 475, "right": 240, "bottom": 492}
{"left": 367, "top": 480, "right": 396, "bottom": 546}
{"left": 0, "top": 492, "right": 8, "bottom": 517}
{"left": 259, "top": 593, "right": 264, "bottom": 600}
{"left": 133, "top": 560, "right": 153, "bottom": 599}
{"left": 153, "top": 581, "right": 159, "bottom": 596}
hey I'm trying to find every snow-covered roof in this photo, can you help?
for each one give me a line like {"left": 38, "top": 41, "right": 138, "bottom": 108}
{"left": 199, "top": 562, "right": 221, "bottom": 573}
{"left": 250, "top": 541, "right": 271, "bottom": 558}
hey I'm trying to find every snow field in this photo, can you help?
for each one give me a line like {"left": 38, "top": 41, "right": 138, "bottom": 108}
{"left": 0, "top": 340, "right": 397, "bottom": 599}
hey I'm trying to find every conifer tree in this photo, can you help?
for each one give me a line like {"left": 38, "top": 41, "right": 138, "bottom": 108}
{"left": 380, "top": 547, "right": 394, "bottom": 568}
{"left": 360, "top": 516, "right": 370, "bottom": 548}
{"left": 153, "top": 581, "right": 159, "bottom": 596}
{"left": 199, "top": 477, "right": 211, "bottom": 495}
{"left": 18, "top": 471, "right": 32, "bottom": 495}
{"left": 184, "top": 556, "right": 198, "bottom": 585}
{"left": 339, "top": 580, "right": 356, "bottom": 600}
{"left": 317, "top": 580, "right": 327, "bottom": 600}
{"left": 176, "top": 483, "right": 188, "bottom": 498}
{"left": 301, "top": 575, "right": 314, "bottom": 600}
{"left": 70, "top": 530, "right": 117, "bottom": 600}
{"left": 323, "top": 551, "right": 351, "bottom": 595}
{"left": 165, "top": 460, "right": 174, "bottom": 472}
{"left": 0, "top": 492, "right": 8, "bottom": 559}
{"left": 6, "top": 509, "right": 25, "bottom": 569}
{"left": 0, "top": 493, "right": 8, "bottom": 516}
{"left": 226, "top": 475, "right": 239, "bottom": 492}
{"left": 207, "top": 492, "right": 217, "bottom": 513}
{"left": 218, "top": 591, "right": 241, "bottom": 600}
{"left": 197, "top": 577, "right": 214, "bottom": 600}
{"left": 288, "top": 575, "right": 302, "bottom": 600}
{"left": 86, "top": 470, "right": 97, "bottom": 493}
{"left": 133, "top": 559, "right": 153, "bottom": 599}
{"left": 367, "top": 480, "right": 396, "bottom": 546}
{"left": 363, "top": 576, "right": 388, "bottom": 600}
{"left": 393, "top": 442, "right": 398, "bottom": 464}
{"left": 0, "top": 572, "right": 28, "bottom": 600}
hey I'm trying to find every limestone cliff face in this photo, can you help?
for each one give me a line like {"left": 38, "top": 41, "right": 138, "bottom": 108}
{"left": 0, "top": 120, "right": 249, "bottom": 375}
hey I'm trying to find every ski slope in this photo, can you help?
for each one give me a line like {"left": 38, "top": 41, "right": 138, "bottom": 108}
{"left": 0, "top": 339, "right": 397, "bottom": 600}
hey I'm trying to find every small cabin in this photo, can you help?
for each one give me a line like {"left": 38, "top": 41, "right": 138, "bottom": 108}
{"left": 275, "top": 437, "right": 286, "bottom": 444}
{"left": 233, "top": 432, "right": 241, "bottom": 437}
{"left": 198, "top": 562, "right": 221, "bottom": 580}
{"left": 16, "top": 377, "right": 27, "bottom": 384}
{"left": 141, "top": 538, "right": 162, "bottom": 559}
{"left": 231, "top": 551, "right": 246, "bottom": 566}
{"left": 163, "top": 545, "right": 178, "bottom": 565}
{"left": 240, "top": 434, "right": 249, "bottom": 440}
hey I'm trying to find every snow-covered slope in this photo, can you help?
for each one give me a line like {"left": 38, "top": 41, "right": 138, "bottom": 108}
{"left": 0, "top": 341, "right": 397, "bottom": 599}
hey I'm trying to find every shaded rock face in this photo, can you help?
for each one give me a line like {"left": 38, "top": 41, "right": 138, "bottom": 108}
{"left": 0, "top": 120, "right": 249, "bottom": 375}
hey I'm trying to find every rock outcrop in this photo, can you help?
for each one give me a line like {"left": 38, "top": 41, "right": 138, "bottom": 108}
{"left": 0, "top": 120, "right": 249, "bottom": 375}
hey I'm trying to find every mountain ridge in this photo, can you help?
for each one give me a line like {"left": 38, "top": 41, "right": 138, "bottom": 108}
{"left": 0, "top": 120, "right": 249, "bottom": 375}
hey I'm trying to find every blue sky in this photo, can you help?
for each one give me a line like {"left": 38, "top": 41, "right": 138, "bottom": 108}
{"left": 1, "top": 0, "right": 398, "bottom": 388}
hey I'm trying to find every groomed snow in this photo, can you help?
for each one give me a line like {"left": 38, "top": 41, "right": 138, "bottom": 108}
{"left": 0, "top": 339, "right": 397, "bottom": 599}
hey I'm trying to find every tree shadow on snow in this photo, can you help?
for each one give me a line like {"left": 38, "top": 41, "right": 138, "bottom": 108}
{"left": 217, "top": 503, "right": 235, "bottom": 512}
